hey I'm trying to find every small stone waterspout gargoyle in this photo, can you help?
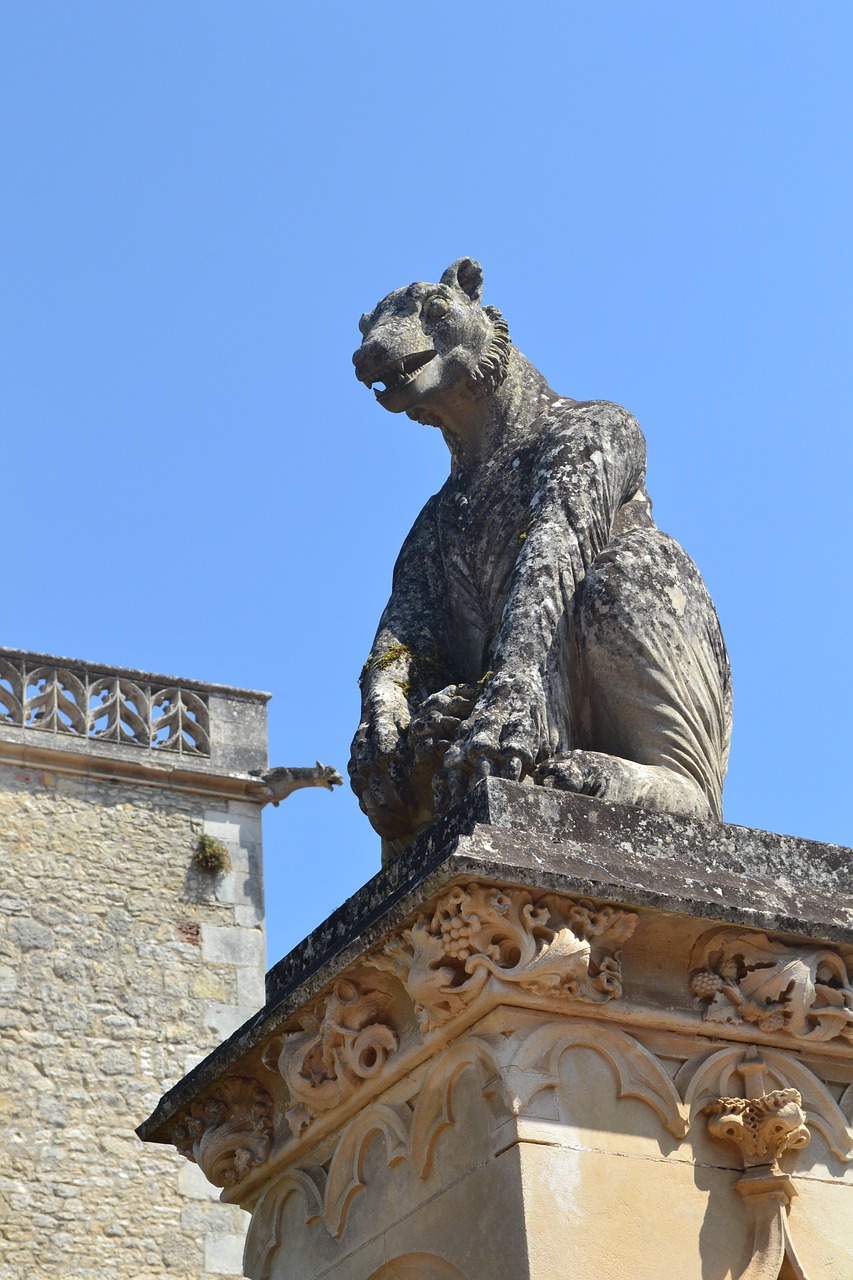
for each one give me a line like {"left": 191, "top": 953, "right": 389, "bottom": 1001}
{"left": 350, "top": 258, "right": 732, "bottom": 858}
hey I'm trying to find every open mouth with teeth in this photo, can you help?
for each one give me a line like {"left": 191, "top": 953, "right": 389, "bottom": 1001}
{"left": 366, "top": 349, "right": 437, "bottom": 402}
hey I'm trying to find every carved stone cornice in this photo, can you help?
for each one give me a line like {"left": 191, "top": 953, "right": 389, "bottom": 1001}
{"left": 171, "top": 1076, "right": 274, "bottom": 1188}
{"left": 145, "top": 872, "right": 853, "bottom": 1219}
{"left": 246, "top": 1014, "right": 688, "bottom": 1260}
{"left": 370, "top": 883, "right": 637, "bottom": 1031}
{"left": 251, "top": 885, "right": 638, "bottom": 1141}
{"left": 689, "top": 928, "right": 853, "bottom": 1043}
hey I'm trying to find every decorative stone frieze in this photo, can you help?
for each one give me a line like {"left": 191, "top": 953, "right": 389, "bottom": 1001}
{"left": 263, "top": 979, "right": 399, "bottom": 1135}
{"left": 247, "top": 1015, "right": 690, "bottom": 1253}
{"left": 172, "top": 1076, "right": 274, "bottom": 1187}
{"left": 689, "top": 928, "right": 853, "bottom": 1042}
{"left": 371, "top": 883, "right": 637, "bottom": 1031}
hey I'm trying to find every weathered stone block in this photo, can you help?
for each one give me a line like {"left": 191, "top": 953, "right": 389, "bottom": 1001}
{"left": 200, "top": 925, "right": 265, "bottom": 969}
{"left": 205, "top": 1231, "right": 249, "bottom": 1275}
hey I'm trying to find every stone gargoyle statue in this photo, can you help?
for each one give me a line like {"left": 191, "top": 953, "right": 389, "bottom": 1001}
{"left": 350, "top": 258, "right": 732, "bottom": 859}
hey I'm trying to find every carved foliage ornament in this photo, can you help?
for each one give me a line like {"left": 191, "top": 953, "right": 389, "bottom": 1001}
{"left": 171, "top": 1076, "right": 273, "bottom": 1187}
{"left": 372, "top": 884, "right": 637, "bottom": 1030}
{"left": 704, "top": 1089, "right": 811, "bottom": 1167}
{"left": 690, "top": 929, "right": 853, "bottom": 1043}
{"left": 263, "top": 979, "right": 399, "bottom": 1137}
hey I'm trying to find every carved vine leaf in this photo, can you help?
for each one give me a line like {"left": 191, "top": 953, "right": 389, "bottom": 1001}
{"left": 263, "top": 979, "right": 399, "bottom": 1136}
{"left": 689, "top": 930, "right": 853, "bottom": 1043}
{"left": 372, "top": 884, "right": 637, "bottom": 1032}
{"left": 171, "top": 1076, "right": 274, "bottom": 1188}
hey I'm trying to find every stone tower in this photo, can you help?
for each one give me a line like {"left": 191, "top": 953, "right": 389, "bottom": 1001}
{"left": 0, "top": 646, "right": 336, "bottom": 1279}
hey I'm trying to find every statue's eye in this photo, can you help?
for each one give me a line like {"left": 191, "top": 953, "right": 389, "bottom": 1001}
{"left": 425, "top": 295, "right": 450, "bottom": 321}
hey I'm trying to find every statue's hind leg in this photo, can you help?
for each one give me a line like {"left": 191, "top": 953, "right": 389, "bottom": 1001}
{"left": 536, "top": 528, "right": 732, "bottom": 820}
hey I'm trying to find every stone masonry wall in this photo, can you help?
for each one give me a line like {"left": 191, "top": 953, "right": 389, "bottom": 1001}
{"left": 0, "top": 763, "right": 266, "bottom": 1279}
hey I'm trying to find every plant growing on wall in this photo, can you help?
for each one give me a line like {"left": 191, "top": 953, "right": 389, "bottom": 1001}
{"left": 193, "top": 833, "right": 231, "bottom": 876}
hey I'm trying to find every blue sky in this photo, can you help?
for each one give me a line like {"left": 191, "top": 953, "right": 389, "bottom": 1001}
{"left": 3, "top": 2, "right": 852, "bottom": 967}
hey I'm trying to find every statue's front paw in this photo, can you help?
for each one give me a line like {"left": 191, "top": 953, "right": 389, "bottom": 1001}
{"left": 348, "top": 722, "right": 415, "bottom": 840}
{"left": 408, "top": 684, "right": 477, "bottom": 746}
{"left": 440, "top": 675, "right": 547, "bottom": 804}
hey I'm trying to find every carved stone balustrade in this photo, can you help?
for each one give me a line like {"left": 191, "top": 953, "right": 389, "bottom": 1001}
{"left": 139, "top": 781, "right": 853, "bottom": 1279}
{"left": 0, "top": 645, "right": 271, "bottom": 787}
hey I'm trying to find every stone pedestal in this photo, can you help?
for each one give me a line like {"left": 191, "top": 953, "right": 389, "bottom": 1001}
{"left": 139, "top": 781, "right": 853, "bottom": 1279}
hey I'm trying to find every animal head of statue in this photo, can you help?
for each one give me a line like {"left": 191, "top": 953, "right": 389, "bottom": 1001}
{"left": 352, "top": 257, "right": 511, "bottom": 430}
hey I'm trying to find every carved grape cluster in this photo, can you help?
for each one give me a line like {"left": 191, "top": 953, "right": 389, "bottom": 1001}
{"left": 438, "top": 909, "right": 478, "bottom": 961}
{"left": 434, "top": 887, "right": 507, "bottom": 966}
{"left": 690, "top": 969, "right": 724, "bottom": 999}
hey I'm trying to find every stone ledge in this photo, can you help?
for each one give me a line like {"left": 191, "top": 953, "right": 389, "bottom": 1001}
{"left": 0, "top": 738, "right": 271, "bottom": 802}
{"left": 265, "top": 779, "right": 852, "bottom": 1006}
{"left": 137, "top": 782, "right": 853, "bottom": 1149}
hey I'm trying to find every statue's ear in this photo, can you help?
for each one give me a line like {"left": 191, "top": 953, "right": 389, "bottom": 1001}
{"left": 440, "top": 258, "right": 484, "bottom": 303}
